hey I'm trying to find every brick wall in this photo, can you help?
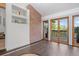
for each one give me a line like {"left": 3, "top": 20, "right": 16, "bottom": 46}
{"left": 27, "top": 4, "right": 41, "bottom": 43}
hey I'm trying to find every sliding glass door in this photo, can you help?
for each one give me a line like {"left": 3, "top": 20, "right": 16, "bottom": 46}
{"left": 51, "top": 17, "right": 69, "bottom": 44}
{"left": 72, "top": 16, "right": 79, "bottom": 47}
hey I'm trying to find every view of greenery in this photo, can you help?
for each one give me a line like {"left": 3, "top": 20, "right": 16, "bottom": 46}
{"left": 52, "top": 19, "right": 66, "bottom": 30}
{"left": 51, "top": 19, "right": 67, "bottom": 40}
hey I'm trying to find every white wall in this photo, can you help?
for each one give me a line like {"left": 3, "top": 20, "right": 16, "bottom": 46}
{"left": 5, "top": 3, "right": 30, "bottom": 51}
{"left": 42, "top": 8, "right": 79, "bottom": 45}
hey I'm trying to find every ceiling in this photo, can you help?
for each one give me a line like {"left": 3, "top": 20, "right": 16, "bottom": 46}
{"left": 31, "top": 3, "right": 79, "bottom": 17}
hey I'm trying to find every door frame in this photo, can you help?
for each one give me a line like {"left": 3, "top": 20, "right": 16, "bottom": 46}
{"left": 72, "top": 16, "right": 74, "bottom": 46}
{"left": 50, "top": 16, "right": 69, "bottom": 45}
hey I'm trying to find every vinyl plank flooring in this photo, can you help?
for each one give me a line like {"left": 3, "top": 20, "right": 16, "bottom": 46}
{"left": 1, "top": 40, "right": 79, "bottom": 56}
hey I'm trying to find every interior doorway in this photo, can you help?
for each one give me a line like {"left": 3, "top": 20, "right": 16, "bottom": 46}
{"left": 43, "top": 20, "right": 49, "bottom": 40}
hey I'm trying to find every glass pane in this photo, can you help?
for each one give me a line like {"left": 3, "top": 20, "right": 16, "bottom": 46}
{"left": 51, "top": 19, "right": 58, "bottom": 42}
{"left": 74, "top": 17, "right": 79, "bottom": 46}
{"left": 59, "top": 18, "right": 68, "bottom": 44}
